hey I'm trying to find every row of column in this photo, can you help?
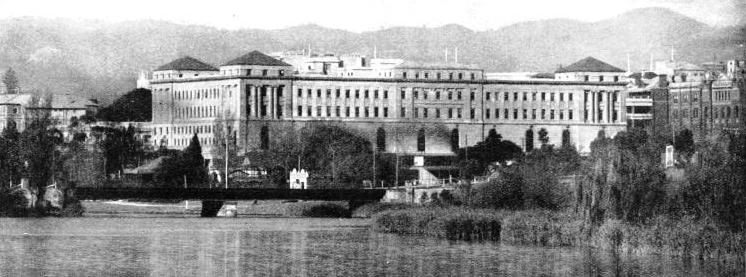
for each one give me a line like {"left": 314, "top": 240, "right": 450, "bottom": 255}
{"left": 247, "top": 85, "right": 284, "bottom": 119}
{"left": 588, "top": 90, "right": 621, "bottom": 124}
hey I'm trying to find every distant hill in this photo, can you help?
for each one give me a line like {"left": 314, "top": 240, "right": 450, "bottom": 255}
{"left": 0, "top": 7, "right": 744, "bottom": 104}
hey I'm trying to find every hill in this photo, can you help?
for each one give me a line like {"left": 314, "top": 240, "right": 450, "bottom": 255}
{"left": 0, "top": 7, "right": 744, "bottom": 104}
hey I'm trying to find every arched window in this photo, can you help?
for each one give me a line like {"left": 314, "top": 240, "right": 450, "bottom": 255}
{"left": 376, "top": 127, "right": 386, "bottom": 152}
{"left": 450, "top": 129, "right": 459, "bottom": 152}
{"left": 525, "top": 128, "right": 534, "bottom": 152}
{"left": 417, "top": 128, "right": 426, "bottom": 152}
{"left": 260, "top": 125, "right": 269, "bottom": 150}
{"left": 562, "top": 128, "right": 571, "bottom": 148}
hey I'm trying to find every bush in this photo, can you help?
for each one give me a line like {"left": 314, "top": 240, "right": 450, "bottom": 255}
{"left": 373, "top": 207, "right": 502, "bottom": 241}
{"left": 0, "top": 188, "right": 28, "bottom": 216}
{"left": 351, "top": 202, "right": 412, "bottom": 218}
{"left": 285, "top": 202, "right": 350, "bottom": 217}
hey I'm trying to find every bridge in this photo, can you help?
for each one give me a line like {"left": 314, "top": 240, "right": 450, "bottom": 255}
{"left": 75, "top": 187, "right": 386, "bottom": 217}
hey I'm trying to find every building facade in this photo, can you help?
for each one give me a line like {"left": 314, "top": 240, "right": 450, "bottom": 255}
{"left": 149, "top": 51, "right": 629, "bottom": 161}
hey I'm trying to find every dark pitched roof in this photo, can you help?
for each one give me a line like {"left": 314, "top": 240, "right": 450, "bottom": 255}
{"left": 222, "top": 51, "right": 291, "bottom": 67}
{"left": 155, "top": 56, "right": 218, "bottom": 71}
{"left": 556, "top": 56, "right": 624, "bottom": 73}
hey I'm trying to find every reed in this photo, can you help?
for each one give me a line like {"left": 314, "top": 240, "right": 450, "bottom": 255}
{"left": 373, "top": 207, "right": 502, "bottom": 241}
{"left": 284, "top": 201, "right": 350, "bottom": 218}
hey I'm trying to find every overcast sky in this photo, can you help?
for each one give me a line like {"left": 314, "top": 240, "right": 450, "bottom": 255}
{"left": 0, "top": 0, "right": 744, "bottom": 32}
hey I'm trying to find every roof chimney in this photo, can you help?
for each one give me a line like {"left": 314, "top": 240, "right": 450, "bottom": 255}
{"left": 444, "top": 48, "right": 448, "bottom": 63}
{"left": 455, "top": 47, "right": 459, "bottom": 64}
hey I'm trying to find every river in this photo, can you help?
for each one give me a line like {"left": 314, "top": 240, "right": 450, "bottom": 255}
{"left": 0, "top": 216, "right": 740, "bottom": 276}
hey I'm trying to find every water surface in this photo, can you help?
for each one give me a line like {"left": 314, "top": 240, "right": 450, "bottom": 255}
{"left": 0, "top": 217, "right": 739, "bottom": 276}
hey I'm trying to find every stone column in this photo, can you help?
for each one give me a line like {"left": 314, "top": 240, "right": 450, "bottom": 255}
{"left": 592, "top": 91, "right": 597, "bottom": 123}
{"left": 271, "top": 86, "right": 277, "bottom": 119}
{"left": 602, "top": 91, "right": 608, "bottom": 123}
{"left": 253, "top": 86, "right": 259, "bottom": 118}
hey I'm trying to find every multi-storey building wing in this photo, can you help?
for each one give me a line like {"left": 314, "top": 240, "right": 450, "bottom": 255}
{"left": 149, "top": 51, "right": 629, "bottom": 161}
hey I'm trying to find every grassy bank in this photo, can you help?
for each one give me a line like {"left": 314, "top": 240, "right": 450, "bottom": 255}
{"left": 284, "top": 201, "right": 350, "bottom": 217}
{"left": 372, "top": 207, "right": 745, "bottom": 262}
{"left": 372, "top": 207, "right": 502, "bottom": 241}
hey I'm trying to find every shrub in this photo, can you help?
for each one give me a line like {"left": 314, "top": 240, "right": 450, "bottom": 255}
{"left": 351, "top": 202, "right": 412, "bottom": 218}
{"left": 285, "top": 202, "right": 350, "bottom": 217}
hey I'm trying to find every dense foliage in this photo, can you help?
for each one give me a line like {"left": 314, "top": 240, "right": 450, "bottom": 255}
{"left": 96, "top": 88, "right": 152, "bottom": 122}
{"left": 154, "top": 134, "right": 209, "bottom": 188}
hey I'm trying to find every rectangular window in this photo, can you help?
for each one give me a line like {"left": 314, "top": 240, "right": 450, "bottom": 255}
{"left": 541, "top": 109, "right": 546, "bottom": 120}
{"left": 414, "top": 90, "right": 419, "bottom": 99}
{"left": 307, "top": 89, "right": 312, "bottom": 98}
{"left": 297, "top": 89, "right": 303, "bottom": 98}
{"left": 560, "top": 110, "right": 564, "bottom": 120}
{"left": 569, "top": 93, "right": 573, "bottom": 101}
{"left": 423, "top": 91, "right": 428, "bottom": 100}
{"left": 532, "top": 109, "right": 536, "bottom": 119}
{"left": 470, "top": 108, "right": 475, "bottom": 119}
{"left": 513, "top": 109, "right": 518, "bottom": 119}
{"left": 355, "top": 107, "right": 360, "bottom": 117}
{"left": 437, "top": 73, "right": 441, "bottom": 79}
{"left": 355, "top": 90, "right": 360, "bottom": 99}
{"left": 374, "top": 107, "right": 379, "bottom": 117}
{"left": 317, "top": 106, "right": 322, "bottom": 117}
{"left": 513, "top": 92, "right": 518, "bottom": 101}
{"left": 560, "top": 93, "right": 564, "bottom": 102}
{"left": 336, "top": 106, "right": 341, "bottom": 117}
{"left": 403, "top": 72, "right": 407, "bottom": 79}
{"left": 541, "top": 92, "right": 546, "bottom": 101}
{"left": 532, "top": 92, "right": 537, "bottom": 101}
{"left": 470, "top": 73, "right": 475, "bottom": 80}
{"left": 568, "top": 110, "right": 573, "bottom": 120}
{"left": 448, "top": 108, "right": 453, "bottom": 118}
{"left": 365, "top": 107, "right": 369, "bottom": 117}
{"left": 401, "top": 89, "right": 406, "bottom": 99}
{"left": 336, "top": 89, "right": 341, "bottom": 98}
{"left": 458, "top": 73, "right": 463, "bottom": 80}
{"left": 414, "top": 108, "right": 419, "bottom": 118}
{"left": 599, "top": 76, "right": 604, "bottom": 82}
{"left": 550, "top": 109, "right": 555, "bottom": 120}
{"left": 550, "top": 93, "right": 555, "bottom": 102}
{"left": 345, "top": 90, "right": 351, "bottom": 98}
{"left": 523, "top": 109, "right": 527, "bottom": 119}
{"left": 485, "top": 109, "right": 490, "bottom": 119}
{"left": 504, "top": 109, "right": 509, "bottom": 119}
{"left": 470, "top": 91, "right": 475, "bottom": 101}
{"left": 317, "top": 89, "right": 322, "bottom": 98}
{"left": 449, "top": 72, "right": 453, "bottom": 80}
{"left": 435, "top": 109, "right": 440, "bottom": 118}
{"left": 457, "top": 108, "right": 462, "bottom": 118}
{"left": 307, "top": 106, "right": 312, "bottom": 117}
{"left": 346, "top": 107, "right": 350, "bottom": 117}
{"left": 365, "top": 90, "right": 370, "bottom": 98}
{"left": 374, "top": 90, "right": 379, "bottom": 99}
{"left": 495, "top": 109, "right": 500, "bottom": 119}
{"left": 262, "top": 69, "right": 268, "bottom": 76}
{"left": 486, "top": 92, "right": 491, "bottom": 101}
{"left": 401, "top": 108, "right": 406, "bottom": 117}
{"left": 297, "top": 106, "right": 302, "bottom": 116}
{"left": 384, "top": 90, "right": 389, "bottom": 99}
{"left": 383, "top": 107, "right": 388, "bottom": 117}
{"left": 424, "top": 72, "right": 429, "bottom": 79}
{"left": 523, "top": 92, "right": 527, "bottom": 101}
{"left": 436, "top": 91, "right": 441, "bottom": 100}
{"left": 457, "top": 91, "right": 462, "bottom": 100}
{"left": 326, "top": 106, "right": 331, "bottom": 117}
{"left": 423, "top": 108, "right": 428, "bottom": 118}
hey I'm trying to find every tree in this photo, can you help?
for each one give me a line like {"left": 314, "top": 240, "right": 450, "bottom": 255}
{"left": 182, "top": 133, "right": 209, "bottom": 186}
{"left": 674, "top": 129, "right": 694, "bottom": 161}
{"left": 561, "top": 128, "right": 571, "bottom": 148}
{"left": 3, "top": 68, "right": 19, "bottom": 94}
{"left": 457, "top": 129, "right": 523, "bottom": 176}
{"left": 0, "top": 120, "right": 22, "bottom": 185}
{"left": 210, "top": 113, "right": 241, "bottom": 177}
{"left": 538, "top": 128, "right": 549, "bottom": 146}
{"left": 525, "top": 128, "right": 534, "bottom": 152}
{"left": 101, "top": 125, "right": 143, "bottom": 174}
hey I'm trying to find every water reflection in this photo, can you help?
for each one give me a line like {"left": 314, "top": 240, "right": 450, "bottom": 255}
{"left": 0, "top": 217, "right": 742, "bottom": 276}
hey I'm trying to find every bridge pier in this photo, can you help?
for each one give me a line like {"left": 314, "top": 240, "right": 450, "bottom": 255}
{"left": 201, "top": 201, "right": 224, "bottom": 217}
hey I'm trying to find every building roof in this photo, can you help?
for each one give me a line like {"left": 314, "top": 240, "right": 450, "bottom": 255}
{"left": 0, "top": 94, "right": 33, "bottom": 105}
{"left": 395, "top": 61, "right": 480, "bottom": 70}
{"left": 556, "top": 56, "right": 625, "bottom": 73}
{"left": 222, "top": 51, "right": 292, "bottom": 67}
{"left": 155, "top": 56, "right": 218, "bottom": 71}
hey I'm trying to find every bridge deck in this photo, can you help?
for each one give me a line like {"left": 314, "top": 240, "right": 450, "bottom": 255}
{"left": 75, "top": 187, "right": 386, "bottom": 201}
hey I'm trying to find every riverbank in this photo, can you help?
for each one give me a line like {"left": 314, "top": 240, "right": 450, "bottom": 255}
{"left": 81, "top": 200, "right": 352, "bottom": 217}
{"left": 370, "top": 205, "right": 745, "bottom": 263}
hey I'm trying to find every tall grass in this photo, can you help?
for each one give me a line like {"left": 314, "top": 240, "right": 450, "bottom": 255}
{"left": 373, "top": 207, "right": 502, "bottom": 241}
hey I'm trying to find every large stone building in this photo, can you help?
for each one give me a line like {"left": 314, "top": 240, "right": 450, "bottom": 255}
{"left": 148, "top": 51, "right": 629, "bottom": 163}
{"left": 624, "top": 59, "right": 745, "bottom": 140}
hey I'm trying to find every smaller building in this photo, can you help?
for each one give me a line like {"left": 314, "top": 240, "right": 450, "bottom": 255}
{"left": 288, "top": 168, "right": 309, "bottom": 189}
